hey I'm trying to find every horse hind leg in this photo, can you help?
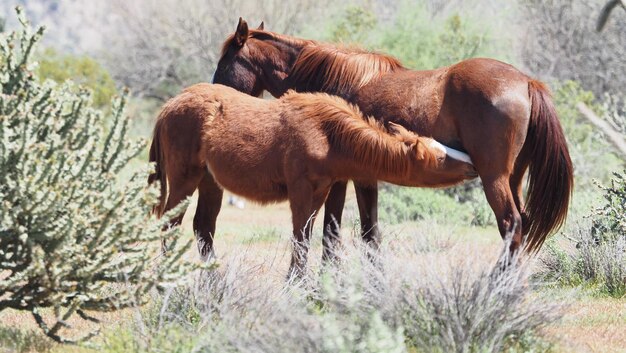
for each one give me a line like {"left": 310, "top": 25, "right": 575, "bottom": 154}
{"left": 482, "top": 175, "right": 523, "bottom": 258}
{"left": 161, "top": 165, "right": 204, "bottom": 253}
{"left": 354, "top": 182, "right": 381, "bottom": 247}
{"left": 193, "top": 169, "right": 224, "bottom": 262}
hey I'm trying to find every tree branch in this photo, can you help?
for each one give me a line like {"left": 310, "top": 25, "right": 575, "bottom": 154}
{"left": 577, "top": 102, "right": 626, "bottom": 158}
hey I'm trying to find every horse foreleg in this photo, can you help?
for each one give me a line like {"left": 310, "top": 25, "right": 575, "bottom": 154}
{"left": 193, "top": 169, "right": 224, "bottom": 262}
{"left": 354, "top": 182, "right": 381, "bottom": 247}
{"left": 322, "top": 181, "right": 347, "bottom": 263}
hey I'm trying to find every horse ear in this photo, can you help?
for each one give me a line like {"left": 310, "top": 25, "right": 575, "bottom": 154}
{"left": 234, "top": 17, "right": 249, "bottom": 47}
{"left": 257, "top": 21, "right": 265, "bottom": 30}
{"left": 413, "top": 140, "right": 427, "bottom": 161}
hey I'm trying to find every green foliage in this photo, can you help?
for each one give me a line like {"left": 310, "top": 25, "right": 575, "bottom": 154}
{"left": 380, "top": 8, "right": 501, "bottom": 69}
{"left": 592, "top": 171, "right": 626, "bottom": 241}
{"left": 37, "top": 47, "right": 117, "bottom": 108}
{"left": 0, "top": 8, "right": 193, "bottom": 343}
{"left": 0, "top": 326, "right": 54, "bottom": 353}
{"left": 329, "top": 5, "right": 377, "bottom": 44}
{"left": 539, "top": 172, "right": 626, "bottom": 298}
{"left": 378, "top": 185, "right": 472, "bottom": 226}
{"left": 316, "top": 272, "right": 407, "bottom": 353}
{"left": 552, "top": 81, "right": 623, "bottom": 187}
{"left": 307, "top": 1, "right": 511, "bottom": 69}
{"left": 378, "top": 183, "right": 495, "bottom": 228}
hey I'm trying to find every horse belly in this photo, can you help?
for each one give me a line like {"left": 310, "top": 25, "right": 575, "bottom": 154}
{"left": 205, "top": 156, "right": 288, "bottom": 204}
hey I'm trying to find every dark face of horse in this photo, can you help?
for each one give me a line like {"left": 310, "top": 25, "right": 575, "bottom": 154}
{"left": 212, "top": 18, "right": 264, "bottom": 97}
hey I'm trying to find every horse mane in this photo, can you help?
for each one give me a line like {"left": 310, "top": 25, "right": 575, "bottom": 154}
{"left": 281, "top": 91, "right": 432, "bottom": 176}
{"left": 288, "top": 44, "right": 405, "bottom": 97}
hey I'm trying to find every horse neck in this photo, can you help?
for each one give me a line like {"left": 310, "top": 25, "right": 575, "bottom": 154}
{"left": 325, "top": 116, "right": 416, "bottom": 182}
{"left": 249, "top": 35, "right": 310, "bottom": 97}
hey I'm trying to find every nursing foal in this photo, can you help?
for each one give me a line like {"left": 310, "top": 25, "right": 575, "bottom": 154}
{"left": 149, "top": 83, "right": 477, "bottom": 277}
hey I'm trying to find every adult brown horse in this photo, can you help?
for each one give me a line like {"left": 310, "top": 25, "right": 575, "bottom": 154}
{"left": 210, "top": 19, "right": 573, "bottom": 259}
{"left": 149, "top": 83, "right": 477, "bottom": 277}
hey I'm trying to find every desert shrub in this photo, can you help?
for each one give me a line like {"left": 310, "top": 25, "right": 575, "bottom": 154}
{"left": 319, "top": 243, "right": 561, "bottom": 353}
{"left": 0, "top": 8, "right": 192, "bottom": 343}
{"left": 540, "top": 230, "right": 626, "bottom": 298}
{"left": 592, "top": 171, "right": 626, "bottom": 241}
{"left": 103, "top": 234, "right": 562, "bottom": 353}
{"left": 328, "top": 5, "right": 377, "bottom": 44}
{"left": 539, "top": 172, "right": 626, "bottom": 297}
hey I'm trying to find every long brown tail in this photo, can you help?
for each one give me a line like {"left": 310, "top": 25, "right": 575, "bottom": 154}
{"left": 148, "top": 120, "right": 167, "bottom": 217}
{"left": 522, "top": 80, "right": 574, "bottom": 251}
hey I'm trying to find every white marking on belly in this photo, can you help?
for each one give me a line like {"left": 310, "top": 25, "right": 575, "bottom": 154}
{"left": 429, "top": 140, "right": 474, "bottom": 165}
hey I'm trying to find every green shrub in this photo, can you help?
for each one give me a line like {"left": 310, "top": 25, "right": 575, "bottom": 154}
{"left": 0, "top": 8, "right": 193, "bottom": 343}
{"left": 0, "top": 326, "right": 54, "bottom": 353}
{"left": 378, "top": 185, "right": 472, "bottom": 226}
{"left": 539, "top": 171, "right": 626, "bottom": 298}
{"left": 305, "top": 1, "right": 512, "bottom": 69}
{"left": 592, "top": 171, "right": 626, "bottom": 242}
{"left": 37, "top": 47, "right": 117, "bottom": 108}
{"left": 329, "top": 5, "right": 377, "bottom": 44}
{"left": 552, "top": 81, "right": 623, "bottom": 187}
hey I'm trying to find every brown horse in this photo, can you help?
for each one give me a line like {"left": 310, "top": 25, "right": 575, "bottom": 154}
{"left": 211, "top": 19, "right": 574, "bottom": 259}
{"left": 149, "top": 83, "right": 477, "bottom": 277}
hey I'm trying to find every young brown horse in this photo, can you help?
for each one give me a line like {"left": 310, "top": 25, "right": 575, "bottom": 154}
{"left": 211, "top": 19, "right": 574, "bottom": 259}
{"left": 149, "top": 83, "right": 477, "bottom": 277}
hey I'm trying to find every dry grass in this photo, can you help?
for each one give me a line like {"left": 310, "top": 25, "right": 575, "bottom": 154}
{"left": 547, "top": 295, "right": 626, "bottom": 353}
{"left": 1, "top": 189, "right": 624, "bottom": 353}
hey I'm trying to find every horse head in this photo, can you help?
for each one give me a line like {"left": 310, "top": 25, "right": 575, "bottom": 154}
{"left": 388, "top": 122, "right": 478, "bottom": 186}
{"left": 212, "top": 18, "right": 308, "bottom": 97}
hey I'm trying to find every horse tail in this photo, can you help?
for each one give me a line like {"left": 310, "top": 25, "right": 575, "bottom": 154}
{"left": 522, "top": 80, "right": 574, "bottom": 251}
{"left": 148, "top": 120, "right": 167, "bottom": 217}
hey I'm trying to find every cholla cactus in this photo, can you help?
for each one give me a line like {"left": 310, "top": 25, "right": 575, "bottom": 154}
{"left": 0, "top": 8, "right": 193, "bottom": 343}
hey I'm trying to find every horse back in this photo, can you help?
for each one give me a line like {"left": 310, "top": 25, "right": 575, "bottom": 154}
{"left": 353, "top": 58, "right": 532, "bottom": 151}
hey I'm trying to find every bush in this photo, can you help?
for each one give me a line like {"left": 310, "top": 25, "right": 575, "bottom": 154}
{"left": 305, "top": 1, "right": 512, "bottom": 69}
{"left": 539, "top": 172, "right": 626, "bottom": 298}
{"left": 37, "top": 47, "right": 117, "bottom": 108}
{"left": 0, "top": 8, "right": 192, "bottom": 343}
{"left": 378, "top": 185, "right": 472, "bottom": 226}
{"left": 552, "top": 81, "right": 623, "bottom": 187}
{"left": 102, "top": 234, "right": 562, "bottom": 353}
{"left": 592, "top": 171, "right": 626, "bottom": 241}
